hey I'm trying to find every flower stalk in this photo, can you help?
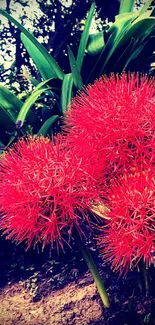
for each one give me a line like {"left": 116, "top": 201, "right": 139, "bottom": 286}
{"left": 74, "top": 230, "right": 110, "bottom": 308}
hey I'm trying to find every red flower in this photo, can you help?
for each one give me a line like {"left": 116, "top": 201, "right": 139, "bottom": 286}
{"left": 0, "top": 136, "right": 99, "bottom": 250}
{"left": 98, "top": 166, "right": 155, "bottom": 274}
{"left": 64, "top": 73, "right": 155, "bottom": 178}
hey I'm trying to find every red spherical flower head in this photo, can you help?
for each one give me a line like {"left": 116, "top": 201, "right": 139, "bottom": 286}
{"left": 64, "top": 73, "right": 155, "bottom": 178}
{"left": 98, "top": 166, "right": 155, "bottom": 275}
{"left": 0, "top": 136, "right": 99, "bottom": 251}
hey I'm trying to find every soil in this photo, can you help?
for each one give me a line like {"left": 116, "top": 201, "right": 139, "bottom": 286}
{"left": 1, "top": 238, "right": 155, "bottom": 325}
{"left": 0, "top": 273, "right": 103, "bottom": 325}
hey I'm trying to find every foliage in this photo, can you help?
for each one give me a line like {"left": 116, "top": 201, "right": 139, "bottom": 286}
{"left": 0, "top": 0, "right": 155, "bottom": 148}
{"left": 87, "top": 0, "right": 155, "bottom": 81}
{"left": 0, "top": 0, "right": 119, "bottom": 88}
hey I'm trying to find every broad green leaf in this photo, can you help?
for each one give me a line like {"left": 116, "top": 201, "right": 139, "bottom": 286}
{"left": 118, "top": 17, "right": 155, "bottom": 48}
{"left": 107, "top": 12, "right": 138, "bottom": 44}
{"left": 123, "top": 39, "right": 149, "bottom": 70}
{"left": 0, "top": 84, "right": 23, "bottom": 122}
{"left": 113, "top": 37, "right": 136, "bottom": 71}
{"left": 115, "top": 12, "right": 137, "bottom": 22}
{"left": 37, "top": 115, "right": 59, "bottom": 136}
{"left": 34, "top": 77, "right": 59, "bottom": 92}
{"left": 0, "top": 84, "right": 39, "bottom": 134}
{"left": 87, "top": 31, "right": 104, "bottom": 56}
{"left": 119, "top": 0, "right": 135, "bottom": 14}
{"left": 139, "top": 0, "right": 154, "bottom": 15}
{"left": 60, "top": 73, "right": 73, "bottom": 114}
{"left": 134, "top": 9, "right": 155, "bottom": 22}
{"left": 0, "top": 10, "right": 64, "bottom": 80}
{"left": 86, "top": 31, "right": 117, "bottom": 82}
{"left": 16, "top": 87, "right": 51, "bottom": 127}
{"left": 77, "top": 2, "right": 95, "bottom": 71}
{"left": 21, "top": 33, "right": 58, "bottom": 80}
{"left": 87, "top": 12, "right": 155, "bottom": 78}
{"left": 89, "top": 12, "right": 137, "bottom": 56}
{"left": 99, "top": 33, "right": 119, "bottom": 74}
{"left": 67, "top": 46, "right": 83, "bottom": 89}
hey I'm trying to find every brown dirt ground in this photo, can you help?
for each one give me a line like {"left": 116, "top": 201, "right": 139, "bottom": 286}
{"left": 0, "top": 272, "right": 104, "bottom": 325}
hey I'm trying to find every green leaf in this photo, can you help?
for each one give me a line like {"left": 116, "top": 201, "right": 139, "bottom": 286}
{"left": 107, "top": 12, "right": 137, "bottom": 40}
{"left": 97, "top": 31, "right": 120, "bottom": 76}
{"left": 21, "top": 33, "right": 59, "bottom": 81}
{"left": 34, "top": 77, "right": 58, "bottom": 92}
{"left": 88, "top": 12, "right": 137, "bottom": 57}
{"left": 0, "top": 10, "right": 64, "bottom": 80}
{"left": 16, "top": 87, "right": 51, "bottom": 128}
{"left": 123, "top": 40, "right": 148, "bottom": 70}
{"left": 139, "top": 0, "right": 154, "bottom": 15}
{"left": 87, "top": 31, "right": 104, "bottom": 56}
{"left": 86, "top": 31, "right": 117, "bottom": 82}
{"left": 119, "top": 0, "right": 135, "bottom": 14}
{"left": 118, "top": 17, "right": 155, "bottom": 48}
{"left": 0, "top": 84, "right": 39, "bottom": 136}
{"left": 37, "top": 115, "right": 59, "bottom": 136}
{"left": 77, "top": 2, "right": 95, "bottom": 71}
{"left": 113, "top": 37, "right": 136, "bottom": 71}
{"left": 67, "top": 46, "right": 83, "bottom": 89}
{"left": 60, "top": 73, "right": 73, "bottom": 115}
{"left": 0, "top": 140, "right": 5, "bottom": 154}
{"left": 0, "top": 84, "right": 23, "bottom": 122}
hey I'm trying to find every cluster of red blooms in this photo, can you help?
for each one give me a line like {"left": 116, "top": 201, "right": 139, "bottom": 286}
{"left": 1, "top": 73, "right": 155, "bottom": 274}
{"left": 64, "top": 74, "right": 155, "bottom": 177}
{"left": 99, "top": 166, "right": 155, "bottom": 274}
{"left": 0, "top": 136, "right": 100, "bottom": 250}
{"left": 64, "top": 73, "right": 155, "bottom": 273}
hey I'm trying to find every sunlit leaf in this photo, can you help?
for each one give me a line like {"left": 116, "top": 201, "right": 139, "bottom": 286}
{"left": 118, "top": 17, "right": 155, "bottom": 48}
{"left": 21, "top": 33, "right": 61, "bottom": 80}
{"left": 0, "top": 84, "right": 23, "bottom": 122}
{"left": 16, "top": 87, "right": 51, "bottom": 128}
{"left": 68, "top": 46, "right": 83, "bottom": 89}
{"left": 87, "top": 31, "right": 104, "bottom": 56}
{"left": 119, "top": 0, "right": 135, "bottom": 14}
{"left": 139, "top": 0, "right": 154, "bottom": 15}
{"left": 60, "top": 73, "right": 73, "bottom": 115}
{"left": 77, "top": 2, "right": 95, "bottom": 71}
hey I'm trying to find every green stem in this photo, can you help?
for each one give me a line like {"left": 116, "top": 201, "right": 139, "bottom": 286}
{"left": 74, "top": 232, "right": 110, "bottom": 308}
